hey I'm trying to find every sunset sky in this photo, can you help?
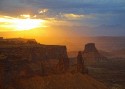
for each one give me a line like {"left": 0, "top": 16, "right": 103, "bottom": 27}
{"left": 0, "top": 0, "right": 125, "bottom": 38}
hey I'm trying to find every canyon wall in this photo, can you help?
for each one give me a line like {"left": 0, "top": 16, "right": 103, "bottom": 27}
{"left": 0, "top": 44, "right": 69, "bottom": 76}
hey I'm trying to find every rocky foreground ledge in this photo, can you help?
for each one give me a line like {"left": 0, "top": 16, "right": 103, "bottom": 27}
{"left": 12, "top": 73, "right": 108, "bottom": 89}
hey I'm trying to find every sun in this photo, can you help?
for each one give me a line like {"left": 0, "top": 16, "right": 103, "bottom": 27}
{"left": 14, "top": 18, "right": 44, "bottom": 31}
{"left": 0, "top": 14, "right": 46, "bottom": 31}
{"left": 13, "top": 15, "right": 45, "bottom": 31}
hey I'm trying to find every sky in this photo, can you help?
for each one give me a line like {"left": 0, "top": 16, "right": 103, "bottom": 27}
{"left": 0, "top": 0, "right": 125, "bottom": 37}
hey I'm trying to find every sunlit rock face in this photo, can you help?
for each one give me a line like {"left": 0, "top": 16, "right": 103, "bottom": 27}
{"left": 83, "top": 43, "right": 107, "bottom": 66}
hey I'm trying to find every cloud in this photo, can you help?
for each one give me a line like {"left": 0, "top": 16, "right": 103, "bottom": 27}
{"left": 62, "top": 13, "right": 94, "bottom": 20}
{"left": 39, "top": 9, "right": 48, "bottom": 14}
{"left": 0, "top": 0, "right": 125, "bottom": 36}
{"left": 64, "top": 14, "right": 84, "bottom": 18}
{"left": 20, "top": 14, "right": 30, "bottom": 19}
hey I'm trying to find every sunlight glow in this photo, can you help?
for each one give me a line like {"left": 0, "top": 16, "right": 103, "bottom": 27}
{"left": 20, "top": 14, "right": 30, "bottom": 18}
{"left": 0, "top": 15, "right": 46, "bottom": 31}
{"left": 14, "top": 19, "right": 44, "bottom": 31}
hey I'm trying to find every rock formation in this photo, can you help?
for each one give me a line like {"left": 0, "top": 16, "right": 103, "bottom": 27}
{"left": 77, "top": 51, "right": 84, "bottom": 73}
{"left": 84, "top": 43, "right": 98, "bottom": 53}
{"left": 0, "top": 46, "right": 69, "bottom": 74}
{"left": 83, "top": 43, "right": 107, "bottom": 66}
{"left": 0, "top": 38, "right": 70, "bottom": 89}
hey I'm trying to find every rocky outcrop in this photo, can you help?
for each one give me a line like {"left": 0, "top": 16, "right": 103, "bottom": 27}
{"left": 0, "top": 37, "right": 70, "bottom": 88}
{"left": 83, "top": 43, "right": 98, "bottom": 53}
{"left": 0, "top": 45, "right": 69, "bottom": 75}
{"left": 0, "top": 39, "right": 69, "bottom": 89}
{"left": 83, "top": 43, "right": 107, "bottom": 66}
{"left": 77, "top": 51, "right": 84, "bottom": 73}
